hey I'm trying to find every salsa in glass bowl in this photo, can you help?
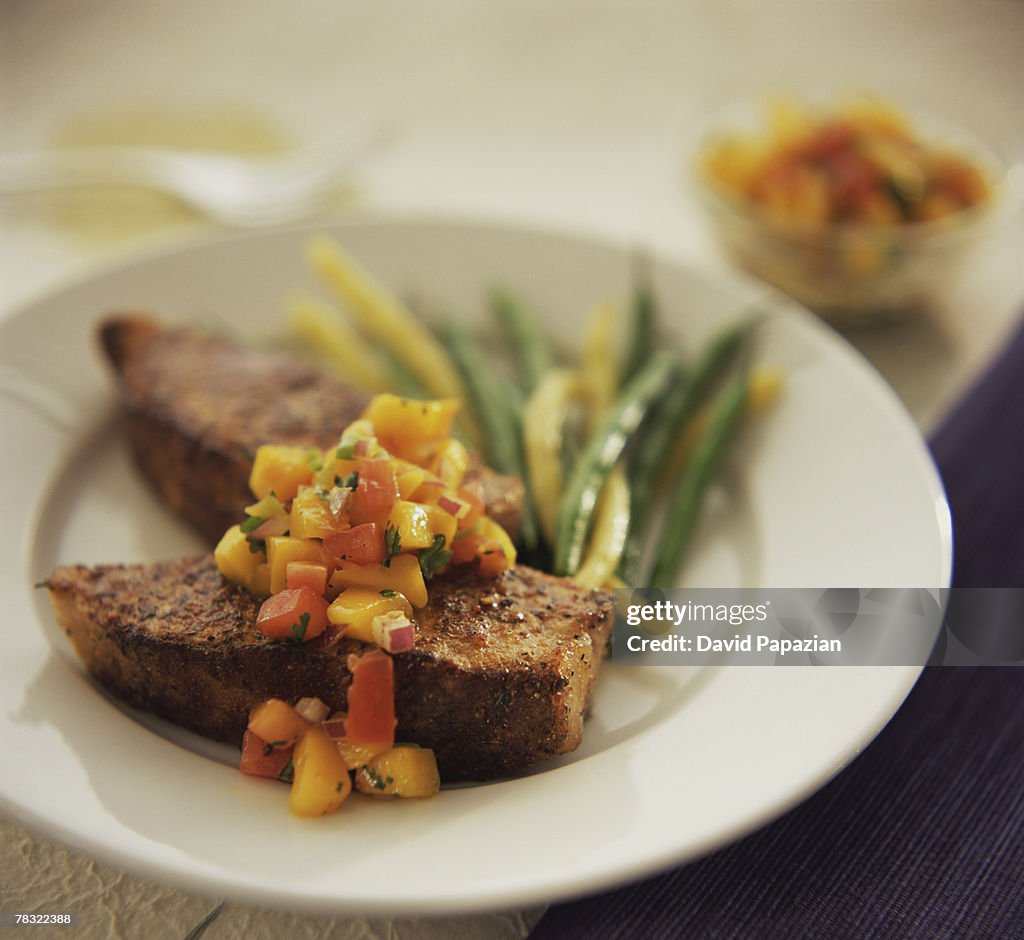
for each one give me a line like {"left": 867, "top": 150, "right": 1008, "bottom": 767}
{"left": 693, "top": 94, "right": 1007, "bottom": 322}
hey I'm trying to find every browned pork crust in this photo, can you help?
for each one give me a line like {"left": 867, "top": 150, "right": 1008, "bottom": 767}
{"left": 46, "top": 556, "right": 612, "bottom": 781}
{"left": 99, "top": 314, "right": 524, "bottom": 546}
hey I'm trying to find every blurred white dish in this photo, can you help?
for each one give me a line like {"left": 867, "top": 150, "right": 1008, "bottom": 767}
{"left": 0, "top": 123, "right": 384, "bottom": 227}
{"left": 0, "top": 216, "right": 949, "bottom": 914}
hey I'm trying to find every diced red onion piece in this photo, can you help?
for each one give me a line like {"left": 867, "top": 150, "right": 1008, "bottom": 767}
{"left": 354, "top": 437, "right": 374, "bottom": 458}
{"left": 247, "top": 515, "right": 290, "bottom": 540}
{"left": 372, "top": 611, "right": 416, "bottom": 654}
{"left": 438, "top": 495, "right": 469, "bottom": 520}
{"left": 327, "top": 486, "right": 352, "bottom": 523}
{"left": 386, "top": 623, "right": 416, "bottom": 653}
{"left": 294, "top": 697, "right": 330, "bottom": 724}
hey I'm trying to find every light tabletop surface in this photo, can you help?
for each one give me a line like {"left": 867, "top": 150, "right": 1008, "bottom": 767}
{"left": 2, "top": 2, "right": 1023, "bottom": 937}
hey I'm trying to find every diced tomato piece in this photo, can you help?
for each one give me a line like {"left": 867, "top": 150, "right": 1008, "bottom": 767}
{"left": 450, "top": 533, "right": 510, "bottom": 577}
{"left": 801, "top": 120, "right": 855, "bottom": 160}
{"left": 350, "top": 458, "right": 398, "bottom": 524}
{"left": 477, "top": 540, "right": 511, "bottom": 578}
{"left": 450, "top": 532, "right": 485, "bottom": 565}
{"left": 239, "top": 729, "right": 295, "bottom": 781}
{"left": 285, "top": 560, "right": 329, "bottom": 595}
{"left": 829, "top": 151, "right": 879, "bottom": 216}
{"left": 256, "top": 587, "right": 328, "bottom": 642}
{"left": 345, "top": 649, "right": 396, "bottom": 747}
{"left": 322, "top": 522, "right": 386, "bottom": 567}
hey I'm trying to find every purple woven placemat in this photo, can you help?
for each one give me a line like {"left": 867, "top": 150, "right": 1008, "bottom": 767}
{"left": 530, "top": 318, "right": 1024, "bottom": 939}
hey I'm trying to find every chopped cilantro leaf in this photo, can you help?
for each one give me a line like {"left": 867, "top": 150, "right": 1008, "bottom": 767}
{"left": 240, "top": 514, "right": 266, "bottom": 534}
{"left": 364, "top": 766, "right": 394, "bottom": 791}
{"left": 884, "top": 176, "right": 914, "bottom": 212}
{"left": 289, "top": 611, "right": 312, "bottom": 643}
{"left": 336, "top": 471, "right": 359, "bottom": 490}
{"left": 383, "top": 524, "right": 402, "bottom": 567}
{"left": 419, "top": 534, "right": 452, "bottom": 581}
{"left": 278, "top": 759, "right": 294, "bottom": 783}
{"left": 248, "top": 539, "right": 267, "bottom": 555}
{"left": 335, "top": 433, "right": 360, "bottom": 460}
{"left": 379, "top": 589, "right": 399, "bottom": 598}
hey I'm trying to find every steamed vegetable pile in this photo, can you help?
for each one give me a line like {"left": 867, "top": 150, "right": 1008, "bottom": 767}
{"left": 223, "top": 235, "right": 781, "bottom": 817}
{"left": 290, "top": 234, "right": 781, "bottom": 591}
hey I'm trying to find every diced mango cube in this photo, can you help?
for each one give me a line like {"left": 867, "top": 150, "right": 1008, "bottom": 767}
{"left": 267, "top": 535, "right": 326, "bottom": 595}
{"left": 395, "top": 465, "right": 428, "bottom": 499}
{"left": 473, "top": 516, "right": 517, "bottom": 567}
{"left": 386, "top": 500, "right": 436, "bottom": 551}
{"left": 424, "top": 503, "right": 457, "bottom": 548}
{"left": 335, "top": 736, "right": 390, "bottom": 772}
{"left": 214, "top": 524, "right": 266, "bottom": 592}
{"left": 248, "top": 698, "right": 308, "bottom": 747}
{"left": 429, "top": 438, "right": 469, "bottom": 489}
{"left": 328, "top": 554, "right": 428, "bottom": 608}
{"left": 290, "top": 485, "right": 338, "bottom": 540}
{"left": 363, "top": 394, "right": 460, "bottom": 445}
{"left": 289, "top": 727, "right": 352, "bottom": 817}
{"left": 327, "top": 587, "right": 414, "bottom": 643}
{"left": 249, "top": 445, "right": 314, "bottom": 501}
{"left": 354, "top": 745, "right": 441, "bottom": 799}
{"left": 250, "top": 562, "right": 271, "bottom": 597}
{"left": 407, "top": 478, "right": 447, "bottom": 506}
{"left": 244, "top": 492, "right": 288, "bottom": 520}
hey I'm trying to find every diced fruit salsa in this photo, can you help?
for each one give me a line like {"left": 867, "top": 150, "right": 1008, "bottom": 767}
{"left": 700, "top": 96, "right": 992, "bottom": 228}
{"left": 239, "top": 661, "right": 440, "bottom": 817}
{"left": 215, "top": 393, "right": 516, "bottom": 816}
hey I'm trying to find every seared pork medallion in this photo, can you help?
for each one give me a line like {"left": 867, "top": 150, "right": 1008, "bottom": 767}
{"left": 46, "top": 556, "right": 611, "bottom": 783}
{"left": 99, "top": 314, "right": 525, "bottom": 546}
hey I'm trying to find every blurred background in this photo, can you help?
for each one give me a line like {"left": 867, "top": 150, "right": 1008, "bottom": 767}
{"left": 2, "top": 2, "right": 1023, "bottom": 936}
{"left": 3, "top": 0, "right": 1023, "bottom": 426}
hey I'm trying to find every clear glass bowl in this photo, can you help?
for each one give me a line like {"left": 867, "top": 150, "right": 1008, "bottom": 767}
{"left": 691, "top": 100, "right": 1011, "bottom": 324}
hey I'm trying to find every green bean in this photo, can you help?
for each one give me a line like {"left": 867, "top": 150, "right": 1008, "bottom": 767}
{"left": 490, "top": 285, "right": 557, "bottom": 394}
{"left": 495, "top": 384, "right": 541, "bottom": 552}
{"left": 554, "top": 351, "right": 681, "bottom": 576}
{"left": 438, "top": 321, "right": 521, "bottom": 472}
{"left": 438, "top": 320, "right": 539, "bottom": 550}
{"left": 619, "top": 321, "right": 751, "bottom": 583}
{"left": 619, "top": 251, "right": 655, "bottom": 389}
{"left": 648, "top": 367, "right": 751, "bottom": 587}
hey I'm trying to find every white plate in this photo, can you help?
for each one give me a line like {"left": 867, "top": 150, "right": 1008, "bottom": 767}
{"left": 0, "top": 216, "right": 950, "bottom": 915}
